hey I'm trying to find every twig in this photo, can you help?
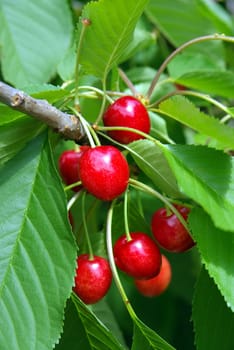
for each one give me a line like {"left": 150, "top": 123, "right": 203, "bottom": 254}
{"left": 0, "top": 81, "right": 86, "bottom": 142}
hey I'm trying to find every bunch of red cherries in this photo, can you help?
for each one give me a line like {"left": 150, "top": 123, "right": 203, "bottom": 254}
{"left": 58, "top": 96, "right": 195, "bottom": 305}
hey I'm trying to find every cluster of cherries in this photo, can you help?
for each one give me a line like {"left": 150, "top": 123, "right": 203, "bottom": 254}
{"left": 58, "top": 96, "right": 195, "bottom": 304}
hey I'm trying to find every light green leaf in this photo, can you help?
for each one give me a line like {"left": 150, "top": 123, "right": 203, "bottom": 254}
{"left": 78, "top": 0, "right": 149, "bottom": 79}
{"left": 0, "top": 117, "right": 45, "bottom": 165}
{"left": 175, "top": 70, "right": 234, "bottom": 98}
{"left": 163, "top": 144, "right": 234, "bottom": 232}
{"left": 189, "top": 207, "right": 234, "bottom": 310}
{"left": 0, "top": 0, "right": 73, "bottom": 87}
{"left": 0, "top": 133, "right": 77, "bottom": 349}
{"left": 168, "top": 52, "right": 225, "bottom": 79}
{"left": 128, "top": 140, "right": 184, "bottom": 198}
{"left": 132, "top": 317, "right": 175, "bottom": 350}
{"left": 159, "top": 96, "right": 234, "bottom": 149}
{"left": 193, "top": 267, "right": 234, "bottom": 350}
{"left": 72, "top": 294, "right": 126, "bottom": 350}
{"left": 197, "top": 0, "right": 233, "bottom": 35}
{"left": 145, "top": 0, "right": 225, "bottom": 64}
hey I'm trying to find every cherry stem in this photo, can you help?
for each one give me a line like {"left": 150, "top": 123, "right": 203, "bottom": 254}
{"left": 94, "top": 79, "right": 108, "bottom": 125}
{"left": 67, "top": 191, "right": 82, "bottom": 210}
{"left": 82, "top": 191, "right": 94, "bottom": 260}
{"left": 118, "top": 68, "right": 138, "bottom": 96}
{"left": 106, "top": 200, "right": 138, "bottom": 320}
{"left": 124, "top": 190, "right": 132, "bottom": 241}
{"left": 70, "top": 107, "right": 98, "bottom": 147}
{"left": 74, "top": 19, "right": 90, "bottom": 106}
{"left": 129, "top": 178, "right": 189, "bottom": 232}
{"left": 146, "top": 34, "right": 234, "bottom": 100}
{"left": 64, "top": 181, "right": 82, "bottom": 192}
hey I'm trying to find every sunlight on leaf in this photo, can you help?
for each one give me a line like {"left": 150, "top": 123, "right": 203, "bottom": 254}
{"left": 77, "top": 0, "right": 149, "bottom": 79}
{"left": 163, "top": 144, "right": 234, "bottom": 232}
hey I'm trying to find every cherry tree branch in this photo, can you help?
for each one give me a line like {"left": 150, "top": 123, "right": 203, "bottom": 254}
{"left": 0, "top": 81, "right": 87, "bottom": 142}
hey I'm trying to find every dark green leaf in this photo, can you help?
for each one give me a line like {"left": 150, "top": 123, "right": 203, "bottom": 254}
{"left": 189, "top": 207, "right": 234, "bottom": 311}
{"left": 132, "top": 317, "right": 175, "bottom": 350}
{"left": 0, "top": 133, "right": 77, "bottom": 349}
{"left": 72, "top": 294, "right": 126, "bottom": 350}
{"left": 163, "top": 144, "right": 234, "bottom": 232}
{"left": 0, "top": 117, "right": 45, "bottom": 165}
{"left": 128, "top": 140, "right": 182, "bottom": 198}
{"left": 193, "top": 267, "right": 234, "bottom": 350}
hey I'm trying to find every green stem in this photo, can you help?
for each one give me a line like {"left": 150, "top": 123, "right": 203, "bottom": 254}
{"left": 124, "top": 190, "right": 132, "bottom": 241}
{"left": 118, "top": 68, "right": 137, "bottom": 96}
{"left": 74, "top": 19, "right": 90, "bottom": 106}
{"left": 146, "top": 34, "right": 234, "bottom": 100}
{"left": 94, "top": 79, "right": 108, "bottom": 125}
{"left": 64, "top": 181, "right": 82, "bottom": 192}
{"left": 82, "top": 191, "right": 94, "bottom": 260}
{"left": 67, "top": 191, "right": 82, "bottom": 210}
{"left": 129, "top": 178, "right": 189, "bottom": 231}
{"left": 106, "top": 201, "right": 138, "bottom": 319}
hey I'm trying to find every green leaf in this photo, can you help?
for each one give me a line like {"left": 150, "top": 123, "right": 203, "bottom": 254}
{"left": 163, "top": 144, "right": 234, "bottom": 232}
{"left": 0, "top": 0, "right": 73, "bottom": 87}
{"left": 175, "top": 70, "right": 234, "bottom": 98}
{"left": 145, "top": 0, "right": 225, "bottom": 64}
{"left": 92, "top": 299, "right": 127, "bottom": 348}
{"left": 132, "top": 317, "right": 175, "bottom": 350}
{"left": 197, "top": 0, "right": 233, "bottom": 35}
{"left": 0, "top": 133, "right": 77, "bottom": 349}
{"left": 193, "top": 267, "right": 234, "bottom": 350}
{"left": 189, "top": 208, "right": 234, "bottom": 311}
{"left": 128, "top": 140, "right": 182, "bottom": 198}
{"left": 72, "top": 294, "right": 126, "bottom": 350}
{"left": 78, "top": 0, "right": 149, "bottom": 79}
{"left": 159, "top": 96, "right": 234, "bottom": 150}
{"left": 168, "top": 52, "right": 225, "bottom": 79}
{"left": 0, "top": 117, "right": 45, "bottom": 165}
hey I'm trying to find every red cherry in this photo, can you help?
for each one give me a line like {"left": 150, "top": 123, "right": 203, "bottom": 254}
{"left": 151, "top": 205, "right": 195, "bottom": 253}
{"left": 78, "top": 145, "right": 129, "bottom": 201}
{"left": 134, "top": 254, "right": 171, "bottom": 297}
{"left": 73, "top": 254, "right": 112, "bottom": 304}
{"left": 103, "top": 96, "right": 150, "bottom": 144}
{"left": 113, "top": 232, "right": 162, "bottom": 279}
{"left": 58, "top": 146, "right": 89, "bottom": 191}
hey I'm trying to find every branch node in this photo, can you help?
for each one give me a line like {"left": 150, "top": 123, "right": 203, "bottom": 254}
{"left": 12, "top": 92, "right": 25, "bottom": 107}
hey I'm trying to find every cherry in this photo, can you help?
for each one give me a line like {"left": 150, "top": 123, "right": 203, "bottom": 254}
{"left": 113, "top": 232, "right": 162, "bottom": 279}
{"left": 103, "top": 96, "right": 150, "bottom": 144}
{"left": 73, "top": 254, "right": 112, "bottom": 304}
{"left": 78, "top": 145, "right": 129, "bottom": 201}
{"left": 151, "top": 205, "right": 195, "bottom": 253}
{"left": 134, "top": 254, "right": 171, "bottom": 297}
{"left": 58, "top": 146, "right": 89, "bottom": 191}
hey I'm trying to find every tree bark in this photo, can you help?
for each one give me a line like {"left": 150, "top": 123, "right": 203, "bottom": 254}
{"left": 0, "top": 81, "right": 86, "bottom": 142}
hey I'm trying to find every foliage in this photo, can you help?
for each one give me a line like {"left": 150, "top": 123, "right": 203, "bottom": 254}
{"left": 1, "top": 0, "right": 234, "bottom": 349}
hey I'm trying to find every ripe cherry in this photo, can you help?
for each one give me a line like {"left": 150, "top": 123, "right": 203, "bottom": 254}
{"left": 78, "top": 145, "right": 129, "bottom": 201}
{"left": 73, "top": 254, "right": 112, "bottom": 304}
{"left": 151, "top": 205, "right": 195, "bottom": 253}
{"left": 113, "top": 232, "right": 162, "bottom": 279}
{"left": 134, "top": 254, "right": 171, "bottom": 297}
{"left": 58, "top": 146, "right": 89, "bottom": 191}
{"left": 103, "top": 95, "right": 150, "bottom": 144}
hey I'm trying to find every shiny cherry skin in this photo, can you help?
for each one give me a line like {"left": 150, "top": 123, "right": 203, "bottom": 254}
{"left": 134, "top": 254, "right": 172, "bottom": 297}
{"left": 103, "top": 96, "right": 151, "bottom": 144}
{"left": 78, "top": 145, "right": 129, "bottom": 201}
{"left": 58, "top": 146, "right": 89, "bottom": 192}
{"left": 73, "top": 254, "right": 112, "bottom": 304}
{"left": 113, "top": 232, "right": 162, "bottom": 279}
{"left": 151, "top": 205, "right": 195, "bottom": 253}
